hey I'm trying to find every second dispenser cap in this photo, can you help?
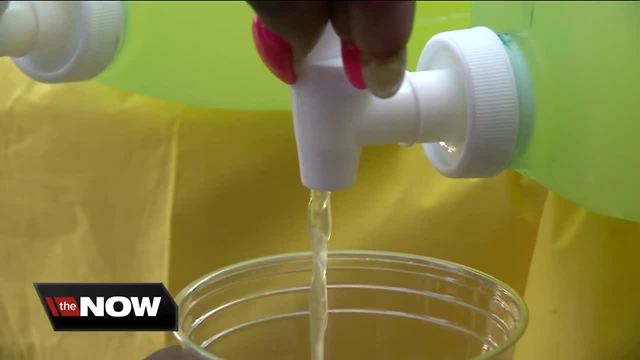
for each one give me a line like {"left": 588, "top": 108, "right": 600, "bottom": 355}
{"left": 0, "top": 1, "right": 124, "bottom": 83}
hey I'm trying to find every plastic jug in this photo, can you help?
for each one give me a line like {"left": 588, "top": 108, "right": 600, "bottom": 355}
{"left": 288, "top": 1, "right": 640, "bottom": 223}
{"left": 472, "top": 1, "right": 640, "bottom": 222}
{"left": 1, "top": 1, "right": 638, "bottom": 223}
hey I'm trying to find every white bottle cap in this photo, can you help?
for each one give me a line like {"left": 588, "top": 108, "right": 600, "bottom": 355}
{"left": 417, "top": 26, "right": 519, "bottom": 178}
{"left": 0, "top": 1, "right": 124, "bottom": 83}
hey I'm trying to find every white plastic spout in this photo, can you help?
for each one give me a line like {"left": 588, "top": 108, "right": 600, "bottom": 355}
{"left": 291, "top": 25, "right": 521, "bottom": 191}
{"left": 291, "top": 26, "right": 361, "bottom": 191}
{"left": 356, "top": 69, "right": 466, "bottom": 146}
{"left": 0, "top": 1, "right": 124, "bottom": 83}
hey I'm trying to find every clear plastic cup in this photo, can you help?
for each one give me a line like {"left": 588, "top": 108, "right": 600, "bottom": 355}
{"left": 174, "top": 251, "right": 527, "bottom": 359}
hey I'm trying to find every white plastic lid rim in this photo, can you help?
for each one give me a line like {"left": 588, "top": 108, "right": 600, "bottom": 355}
{"left": 0, "top": 1, "right": 124, "bottom": 83}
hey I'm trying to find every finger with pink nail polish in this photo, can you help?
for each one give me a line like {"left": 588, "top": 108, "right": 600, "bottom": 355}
{"left": 248, "top": 1, "right": 330, "bottom": 85}
{"left": 252, "top": 16, "right": 296, "bottom": 84}
{"left": 340, "top": 40, "right": 366, "bottom": 90}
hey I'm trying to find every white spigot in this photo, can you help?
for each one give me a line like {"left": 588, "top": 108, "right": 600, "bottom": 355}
{"left": 291, "top": 25, "right": 521, "bottom": 191}
{"left": 0, "top": 1, "right": 124, "bottom": 82}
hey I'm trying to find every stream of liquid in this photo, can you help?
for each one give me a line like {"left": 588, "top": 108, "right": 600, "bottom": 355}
{"left": 308, "top": 190, "right": 331, "bottom": 360}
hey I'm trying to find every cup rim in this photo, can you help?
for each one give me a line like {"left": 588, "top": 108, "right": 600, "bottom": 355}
{"left": 174, "top": 250, "right": 528, "bottom": 360}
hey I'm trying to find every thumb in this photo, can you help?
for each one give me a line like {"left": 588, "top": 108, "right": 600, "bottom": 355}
{"left": 333, "top": 1, "right": 415, "bottom": 98}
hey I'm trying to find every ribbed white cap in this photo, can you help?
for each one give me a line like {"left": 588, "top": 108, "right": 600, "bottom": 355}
{"left": 417, "top": 26, "right": 519, "bottom": 178}
{"left": 5, "top": 1, "right": 124, "bottom": 83}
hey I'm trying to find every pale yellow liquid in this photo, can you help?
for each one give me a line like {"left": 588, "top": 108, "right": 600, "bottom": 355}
{"left": 308, "top": 190, "right": 331, "bottom": 360}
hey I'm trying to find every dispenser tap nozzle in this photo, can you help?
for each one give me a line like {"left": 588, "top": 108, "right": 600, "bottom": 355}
{"left": 290, "top": 25, "right": 522, "bottom": 191}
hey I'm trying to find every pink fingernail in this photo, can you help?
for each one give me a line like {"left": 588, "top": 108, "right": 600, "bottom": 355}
{"left": 341, "top": 40, "right": 366, "bottom": 90}
{"left": 251, "top": 16, "right": 296, "bottom": 84}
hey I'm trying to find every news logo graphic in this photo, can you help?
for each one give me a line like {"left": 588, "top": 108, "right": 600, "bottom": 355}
{"left": 34, "top": 283, "right": 177, "bottom": 331}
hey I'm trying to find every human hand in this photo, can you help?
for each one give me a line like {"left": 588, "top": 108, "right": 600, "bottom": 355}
{"left": 249, "top": 1, "right": 416, "bottom": 98}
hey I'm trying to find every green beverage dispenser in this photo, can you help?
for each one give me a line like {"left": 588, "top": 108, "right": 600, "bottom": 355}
{"left": 0, "top": 1, "right": 638, "bottom": 222}
{"left": 0, "top": 1, "right": 468, "bottom": 109}
{"left": 472, "top": 1, "right": 640, "bottom": 222}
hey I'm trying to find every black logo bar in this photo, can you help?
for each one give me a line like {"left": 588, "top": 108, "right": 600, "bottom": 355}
{"left": 34, "top": 283, "right": 178, "bottom": 331}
